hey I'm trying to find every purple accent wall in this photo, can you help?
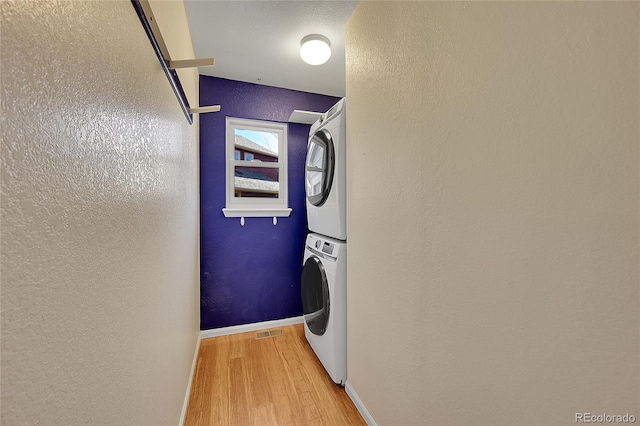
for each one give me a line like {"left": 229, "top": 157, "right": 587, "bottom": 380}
{"left": 199, "top": 76, "right": 340, "bottom": 330}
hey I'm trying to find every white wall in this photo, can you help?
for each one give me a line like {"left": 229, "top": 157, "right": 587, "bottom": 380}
{"left": 346, "top": 2, "right": 638, "bottom": 425}
{"left": 1, "top": 1, "right": 200, "bottom": 424}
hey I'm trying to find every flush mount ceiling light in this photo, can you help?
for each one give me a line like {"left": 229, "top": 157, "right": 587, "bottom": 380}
{"left": 300, "top": 34, "right": 331, "bottom": 65}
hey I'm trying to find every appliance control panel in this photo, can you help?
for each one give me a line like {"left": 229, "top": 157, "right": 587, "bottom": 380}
{"left": 314, "top": 238, "right": 334, "bottom": 254}
{"left": 307, "top": 234, "right": 343, "bottom": 258}
{"left": 321, "top": 241, "right": 334, "bottom": 255}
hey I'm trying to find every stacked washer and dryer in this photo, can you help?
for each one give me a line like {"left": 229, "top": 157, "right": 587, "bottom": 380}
{"left": 301, "top": 98, "right": 347, "bottom": 385}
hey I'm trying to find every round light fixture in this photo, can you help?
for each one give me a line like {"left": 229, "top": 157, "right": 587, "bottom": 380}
{"left": 300, "top": 34, "right": 331, "bottom": 65}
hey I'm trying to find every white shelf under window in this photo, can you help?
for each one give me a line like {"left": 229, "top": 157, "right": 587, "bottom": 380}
{"left": 222, "top": 208, "right": 292, "bottom": 218}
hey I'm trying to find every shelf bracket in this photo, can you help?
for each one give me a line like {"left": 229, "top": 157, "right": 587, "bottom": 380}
{"left": 189, "top": 106, "right": 221, "bottom": 114}
{"left": 169, "top": 58, "right": 215, "bottom": 69}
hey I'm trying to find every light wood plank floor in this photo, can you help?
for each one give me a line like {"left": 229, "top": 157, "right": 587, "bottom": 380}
{"left": 184, "top": 324, "right": 365, "bottom": 426}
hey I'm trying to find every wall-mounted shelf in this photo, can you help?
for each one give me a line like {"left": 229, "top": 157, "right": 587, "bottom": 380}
{"left": 131, "top": 0, "right": 220, "bottom": 124}
{"left": 288, "top": 110, "right": 323, "bottom": 125}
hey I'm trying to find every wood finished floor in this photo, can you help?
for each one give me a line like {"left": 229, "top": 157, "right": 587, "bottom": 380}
{"left": 184, "top": 324, "right": 365, "bottom": 426}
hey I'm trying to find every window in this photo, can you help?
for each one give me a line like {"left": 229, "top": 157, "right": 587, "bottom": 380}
{"left": 223, "top": 117, "right": 291, "bottom": 218}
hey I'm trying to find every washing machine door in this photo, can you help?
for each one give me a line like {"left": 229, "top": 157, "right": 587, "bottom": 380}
{"left": 306, "top": 129, "right": 335, "bottom": 207}
{"left": 301, "top": 255, "right": 330, "bottom": 335}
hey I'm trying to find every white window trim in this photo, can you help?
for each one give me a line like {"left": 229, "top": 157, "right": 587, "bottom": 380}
{"left": 222, "top": 117, "right": 292, "bottom": 218}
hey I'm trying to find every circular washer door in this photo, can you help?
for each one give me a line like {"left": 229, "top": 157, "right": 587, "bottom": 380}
{"left": 301, "top": 255, "right": 330, "bottom": 335}
{"left": 305, "top": 129, "right": 335, "bottom": 207}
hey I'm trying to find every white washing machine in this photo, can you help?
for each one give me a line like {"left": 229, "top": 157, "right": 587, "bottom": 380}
{"left": 301, "top": 232, "right": 347, "bottom": 385}
{"left": 306, "top": 98, "right": 346, "bottom": 241}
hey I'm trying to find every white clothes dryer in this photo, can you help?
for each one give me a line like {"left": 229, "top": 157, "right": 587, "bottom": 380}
{"left": 301, "top": 232, "right": 347, "bottom": 385}
{"left": 306, "top": 98, "right": 346, "bottom": 241}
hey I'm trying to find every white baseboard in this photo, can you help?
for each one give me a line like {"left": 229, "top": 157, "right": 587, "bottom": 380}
{"left": 200, "top": 316, "right": 304, "bottom": 339}
{"left": 345, "top": 380, "right": 378, "bottom": 426}
{"left": 179, "top": 333, "right": 201, "bottom": 426}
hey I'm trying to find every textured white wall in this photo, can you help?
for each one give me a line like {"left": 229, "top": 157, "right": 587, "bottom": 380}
{"left": 1, "top": 1, "right": 200, "bottom": 424}
{"left": 346, "top": 2, "right": 639, "bottom": 425}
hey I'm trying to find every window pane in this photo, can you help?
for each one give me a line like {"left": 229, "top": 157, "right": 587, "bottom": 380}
{"left": 234, "top": 166, "right": 279, "bottom": 198}
{"left": 235, "top": 129, "right": 279, "bottom": 163}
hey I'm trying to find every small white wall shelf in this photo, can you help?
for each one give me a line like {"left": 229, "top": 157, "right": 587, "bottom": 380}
{"left": 288, "top": 110, "right": 323, "bottom": 125}
{"left": 222, "top": 208, "right": 292, "bottom": 218}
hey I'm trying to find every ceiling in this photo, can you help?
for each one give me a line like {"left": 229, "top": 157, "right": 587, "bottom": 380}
{"left": 184, "top": 1, "right": 358, "bottom": 98}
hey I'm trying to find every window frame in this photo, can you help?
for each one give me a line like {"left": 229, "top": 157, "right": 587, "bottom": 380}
{"left": 222, "top": 117, "right": 291, "bottom": 218}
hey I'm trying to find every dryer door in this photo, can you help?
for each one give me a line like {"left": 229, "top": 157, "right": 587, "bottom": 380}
{"left": 301, "top": 255, "right": 330, "bottom": 335}
{"left": 306, "top": 129, "right": 335, "bottom": 207}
